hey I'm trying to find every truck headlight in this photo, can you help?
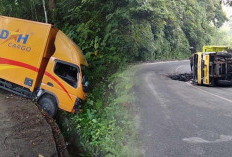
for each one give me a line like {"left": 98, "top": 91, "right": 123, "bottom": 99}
{"left": 74, "top": 98, "right": 84, "bottom": 110}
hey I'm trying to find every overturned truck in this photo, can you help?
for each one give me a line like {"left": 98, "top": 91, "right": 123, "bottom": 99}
{"left": 193, "top": 46, "right": 232, "bottom": 86}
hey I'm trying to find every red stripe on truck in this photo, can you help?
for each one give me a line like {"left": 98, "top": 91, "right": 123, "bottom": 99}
{"left": 44, "top": 71, "right": 72, "bottom": 99}
{"left": 0, "top": 57, "right": 39, "bottom": 72}
{"left": 0, "top": 57, "right": 72, "bottom": 100}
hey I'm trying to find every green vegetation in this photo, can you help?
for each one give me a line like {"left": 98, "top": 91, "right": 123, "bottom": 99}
{"left": 0, "top": 0, "right": 230, "bottom": 156}
{"left": 211, "top": 29, "right": 232, "bottom": 46}
{"left": 59, "top": 67, "right": 141, "bottom": 156}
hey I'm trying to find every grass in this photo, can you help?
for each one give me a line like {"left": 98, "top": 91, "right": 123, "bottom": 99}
{"left": 57, "top": 66, "right": 143, "bottom": 157}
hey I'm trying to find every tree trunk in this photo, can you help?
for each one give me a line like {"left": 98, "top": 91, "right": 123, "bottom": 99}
{"left": 49, "top": 0, "right": 56, "bottom": 23}
{"left": 49, "top": 0, "right": 56, "bottom": 12}
{"left": 42, "top": 0, "right": 48, "bottom": 23}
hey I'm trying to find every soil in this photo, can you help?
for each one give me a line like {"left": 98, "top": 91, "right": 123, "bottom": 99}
{"left": 40, "top": 110, "right": 69, "bottom": 157}
{"left": 0, "top": 90, "right": 68, "bottom": 157}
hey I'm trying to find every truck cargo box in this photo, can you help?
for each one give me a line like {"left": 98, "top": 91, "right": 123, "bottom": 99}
{"left": 0, "top": 16, "right": 56, "bottom": 91}
{"left": 0, "top": 16, "right": 90, "bottom": 116}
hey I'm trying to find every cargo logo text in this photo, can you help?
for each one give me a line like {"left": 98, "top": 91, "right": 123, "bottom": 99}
{"left": 0, "top": 29, "right": 32, "bottom": 52}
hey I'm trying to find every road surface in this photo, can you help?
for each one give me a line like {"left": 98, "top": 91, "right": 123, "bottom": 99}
{"left": 135, "top": 60, "right": 232, "bottom": 157}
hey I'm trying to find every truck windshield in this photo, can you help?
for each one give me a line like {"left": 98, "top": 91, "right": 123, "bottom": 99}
{"left": 54, "top": 61, "right": 79, "bottom": 88}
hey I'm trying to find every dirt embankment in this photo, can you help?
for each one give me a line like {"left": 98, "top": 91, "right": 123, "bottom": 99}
{"left": 0, "top": 90, "right": 67, "bottom": 157}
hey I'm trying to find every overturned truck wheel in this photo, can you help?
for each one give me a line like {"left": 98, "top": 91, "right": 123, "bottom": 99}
{"left": 216, "top": 80, "right": 232, "bottom": 87}
{"left": 38, "top": 95, "right": 57, "bottom": 117}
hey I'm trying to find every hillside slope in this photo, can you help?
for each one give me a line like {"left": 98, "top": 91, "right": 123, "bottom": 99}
{"left": 0, "top": 90, "right": 58, "bottom": 157}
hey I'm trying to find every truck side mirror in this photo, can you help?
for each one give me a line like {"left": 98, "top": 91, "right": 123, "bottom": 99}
{"left": 83, "top": 81, "right": 90, "bottom": 93}
{"left": 82, "top": 76, "right": 86, "bottom": 85}
{"left": 82, "top": 76, "right": 90, "bottom": 93}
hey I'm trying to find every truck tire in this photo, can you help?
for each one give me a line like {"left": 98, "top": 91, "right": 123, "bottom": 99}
{"left": 38, "top": 95, "right": 57, "bottom": 117}
{"left": 216, "top": 80, "right": 232, "bottom": 87}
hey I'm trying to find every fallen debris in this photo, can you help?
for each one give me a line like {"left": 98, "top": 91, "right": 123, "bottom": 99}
{"left": 168, "top": 73, "right": 232, "bottom": 87}
{"left": 168, "top": 73, "right": 193, "bottom": 82}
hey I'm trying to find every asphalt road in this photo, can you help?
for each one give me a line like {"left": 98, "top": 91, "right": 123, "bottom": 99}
{"left": 135, "top": 60, "right": 232, "bottom": 157}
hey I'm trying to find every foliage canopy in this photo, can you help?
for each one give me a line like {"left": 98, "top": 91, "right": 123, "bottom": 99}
{"left": 0, "top": 0, "right": 227, "bottom": 67}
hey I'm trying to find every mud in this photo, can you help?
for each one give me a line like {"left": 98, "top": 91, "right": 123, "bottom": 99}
{"left": 0, "top": 90, "right": 67, "bottom": 157}
{"left": 168, "top": 73, "right": 193, "bottom": 82}
{"left": 39, "top": 109, "right": 69, "bottom": 157}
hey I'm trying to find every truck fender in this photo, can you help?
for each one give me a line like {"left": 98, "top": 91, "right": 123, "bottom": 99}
{"left": 37, "top": 90, "right": 59, "bottom": 108}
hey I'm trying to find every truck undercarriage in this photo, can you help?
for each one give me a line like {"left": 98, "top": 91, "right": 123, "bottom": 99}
{"left": 0, "top": 78, "right": 34, "bottom": 98}
{"left": 193, "top": 50, "right": 232, "bottom": 86}
{"left": 211, "top": 53, "right": 232, "bottom": 83}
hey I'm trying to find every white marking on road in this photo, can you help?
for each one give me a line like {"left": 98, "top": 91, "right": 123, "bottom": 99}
{"left": 183, "top": 137, "right": 209, "bottom": 143}
{"left": 145, "top": 60, "right": 189, "bottom": 65}
{"left": 186, "top": 82, "right": 232, "bottom": 103}
{"left": 175, "top": 65, "right": 185, "bottom": 73}
{"left": 183, "top": 135, "right": 232, "bottom": 144}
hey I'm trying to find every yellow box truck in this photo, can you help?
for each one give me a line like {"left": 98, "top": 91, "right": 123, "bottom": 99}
{"left": 0, "top": 16, "right": 89, "bottom": 117}
{"left": 192, "top": 46, "right": 232, "bottom": 86}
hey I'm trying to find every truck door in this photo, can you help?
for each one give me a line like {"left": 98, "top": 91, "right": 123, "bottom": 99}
{"left": 40, "top": 57, "right": 81, "bottom": 112}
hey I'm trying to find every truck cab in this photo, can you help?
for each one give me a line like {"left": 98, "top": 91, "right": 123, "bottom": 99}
{"left": 38, "top": 30, "right": 90, "bottom": 116}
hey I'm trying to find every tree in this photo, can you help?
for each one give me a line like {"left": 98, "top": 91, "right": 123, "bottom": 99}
{"left": 0, "top": 0, "right": 228, "bottom": 73}
{"left": 42, "top": 0, "right": 48, "bottom": 23}
{"left": 222, "top": 0, "right": 232, "bottom": 6}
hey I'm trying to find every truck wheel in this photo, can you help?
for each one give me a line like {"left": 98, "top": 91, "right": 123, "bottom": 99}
{"left": 216, "top": 80, "right": 232, "bottom": 87}
{"left": 38, "top": 95, "right": 57, "bottom": 117}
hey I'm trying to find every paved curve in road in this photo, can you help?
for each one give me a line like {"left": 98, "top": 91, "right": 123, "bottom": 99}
{"left": 135, "top": 60, "right": 232, "bottom": 157}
